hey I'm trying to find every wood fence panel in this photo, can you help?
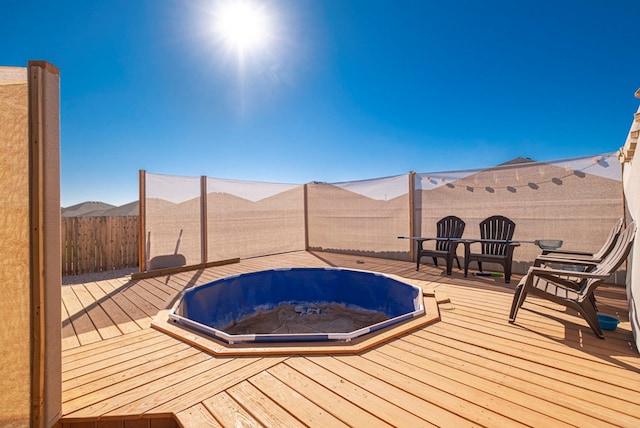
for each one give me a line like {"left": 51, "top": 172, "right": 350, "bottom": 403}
{"left": 62, "top": 216, "right": 139, "bottom": 276}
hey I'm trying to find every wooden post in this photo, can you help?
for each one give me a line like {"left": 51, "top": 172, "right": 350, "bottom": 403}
{"left": 29, "top": 60, "right": 46, "bottom": 428}
{"left": 201, "top": 175, "right": 208, "bottom": 263}
{"left": 138, "top": 170, "right": 146, "bottom": 272}
{"left": 303, "top": 183, "right": 309, "bottom": 250}
{"left": 28, "top": 60, "right": 61, "bottom": 428}
{"left": 408, "top": 171, "right": 416, "bottom": 261}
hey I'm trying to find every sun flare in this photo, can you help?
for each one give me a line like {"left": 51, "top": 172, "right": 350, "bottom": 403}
{"left": 214, "top": 1, "right": 272, "bottom": 54}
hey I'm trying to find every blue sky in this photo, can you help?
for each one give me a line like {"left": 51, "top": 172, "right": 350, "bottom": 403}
{"left": 3, "top": 0, "right": 639, "bottom": 207}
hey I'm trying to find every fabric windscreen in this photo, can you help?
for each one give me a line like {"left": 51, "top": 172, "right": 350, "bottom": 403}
{"left": 142, "top": 152, "right": 623, "bottom": 280}
{"left": 306, "top": 174, "right": 410, "bottom": 260}
{"left": 415, "top": 153, "right": 623, "bottom": 276}
{"left": 206, "top": 177, "right": 305, "bottom": 260}
{"left": 145, "top": 173, "right": 202, "bottom": 270}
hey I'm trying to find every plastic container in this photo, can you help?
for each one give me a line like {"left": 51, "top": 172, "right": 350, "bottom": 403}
{"left": 597, "top": 314, "right": 620, "bottom": 331}
{"left": 535, "top": 239, "right": 564, "bottom": 250}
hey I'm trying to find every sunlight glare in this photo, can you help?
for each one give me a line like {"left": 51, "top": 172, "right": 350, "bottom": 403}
{"left": 215, "top": 1, "right": 272, "bottom": 54}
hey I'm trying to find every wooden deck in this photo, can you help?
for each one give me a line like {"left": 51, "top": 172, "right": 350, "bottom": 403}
{"left": 59, "top": 251, "right": 640, "bottom": 427}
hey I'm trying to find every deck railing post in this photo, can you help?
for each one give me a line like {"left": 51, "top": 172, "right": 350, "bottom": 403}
{"left": 27, "top": 60, "right": 62, "bottom": 428}
{"left": 303, "top": 183, "right": 309, "bottom": 251}
{"left": 201, "top": 175, "right": 208, "bottom": 264}
{"left": 408, "top": 171, "right": 416, "bottom": 261}
{"left": 138, "top": 169, "right": 146, "bottom": 272}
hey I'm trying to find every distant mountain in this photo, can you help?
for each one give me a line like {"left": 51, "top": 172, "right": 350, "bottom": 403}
{"left": 102, "top": 201, "right": 139, "bottom": 216}
{"left": 61, "top": 201, "right": 139, "bottom": 217}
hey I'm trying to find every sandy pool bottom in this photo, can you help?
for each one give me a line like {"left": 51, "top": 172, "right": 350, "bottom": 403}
{"left": 221, "top": 303, "right": 388, "bottom": 335}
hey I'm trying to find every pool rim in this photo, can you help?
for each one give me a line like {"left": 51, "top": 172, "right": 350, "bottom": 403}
{"left": 167, "top": 267, "right": 425, "bottom": 345}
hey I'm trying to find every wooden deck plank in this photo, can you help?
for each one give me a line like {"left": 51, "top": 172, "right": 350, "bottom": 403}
{"left": 226, "top": 381, "right": 306, "bottom": 427}
{"left": 435, "top": 306, "right": 640, "bottom": 389}
{"left": 174, "top": 404, "right": 223, "bottom": 428}
{"left": 201, "top": 392, "right": 262, "bottom": 428}
{"left": 324, "top": 353, "right": 534, "bottom": 428}
{"left": 440, "top": 282, "right": 637, "bottom": 351}
{"left": 82, "top": 280, "right": 143, "bottom": 335}
{"left": 424, "top": 310, "right": 637, "bottom": 389}
{"left": 123, "top": 279, "right": 169, "bottom": 310}
{"left": 441, "top": 285, "right": 640, "bottom": 360}
{"left": 61, "top": 298, "right": 81, "bottom": 350}
{"left": 104, "top": 279, "right": 162, "bottom": 318}
{"left": 142, "top": 275, "right": 189, "bottom": 295}
{"left": 248, "top": 370, "right": 350, "bottom": 427}
{"left": 362, "top": 345, "right": 604, "bottom": 427}
{"left": 266, "top": 361, "right": 393, "bottom": 427}
{"left": 135, "top": 276, "right": 188, "bottom": 307}
{"left": 70, "top": 284, "right": 126, "bottom": 340}
{"left": 284, "top": 357, "right": 435, "bottom": 427}
{"left": 431, "top": 282, "right": 637, "bottom": 352}
{"left": 59, "top": 251, "right": 640, "bottom": 427}
{"left": 146, "top": 357, "right": 287, "bottom": 416}
{"left": 63, "top": 329, "right": 171, "bottom": 368}
{"left": 62, "top": 353, "right": 217, "bottom": 419}
{"left": 394, "top": 332, "right": 640, "bottom": 425}
{"left": 63, "top": 344, "right": 200, "bottom": 400}
{"left": 61, "top": 285, "right": 103, "bottom": 345}
{"left": 96, "top": 279, "right": 154, "bottom": 330}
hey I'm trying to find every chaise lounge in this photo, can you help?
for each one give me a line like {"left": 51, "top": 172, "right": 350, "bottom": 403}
{"left": 508, "top": 221, "right": 636, "bottom": 338}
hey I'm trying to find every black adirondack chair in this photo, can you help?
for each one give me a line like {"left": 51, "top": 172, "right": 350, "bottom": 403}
{"left": 463, "top": 215, "right": 518, "bottom": 283}
{"left": 416, "top": 215, "right": 466, "bottom": 275}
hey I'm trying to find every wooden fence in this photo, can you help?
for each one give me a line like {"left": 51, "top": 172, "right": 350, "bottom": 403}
{"left": 62, "top": 216, "right": 138, "bottom": 276}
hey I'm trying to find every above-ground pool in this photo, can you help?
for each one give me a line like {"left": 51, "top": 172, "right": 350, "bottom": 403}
{"left": 168, "top": 267, "right": 424, "bottom": 344}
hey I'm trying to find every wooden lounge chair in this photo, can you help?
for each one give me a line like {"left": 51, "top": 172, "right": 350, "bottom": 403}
{"left": 416, "top": 215, "right": 465, "bottom": 275}
{"left": 535, "top": 217, "right": 623, "bottom": 266}
{"left": 463, "top": 215, "right": 518, "bottom": 283}
{"left": 509, "top": 221, "right": 636, "bottom": 339}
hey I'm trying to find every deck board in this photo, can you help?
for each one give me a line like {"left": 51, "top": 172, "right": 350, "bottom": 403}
{"left": 247, "top": 370, "right": 350, "bottom": 427}
{"left": 63, "top": 344, "right": 201, "bottom": 399}
{"left": 265, "top": 361, "right": 394, "bottom": 427}
{"left": 174, "top": 404, "right": 223, "bottom": 428}
{"left": 59, "top": 251, "right": 640, "bottom": 427}
{"left": 201, "top": 392, "right": 261, "bottom": 427}
{"left": 284, "top": 357, "right": 434, "bottom": 427}
{"left": 96, "top": 279, "right": 153, "bottom": 329}
{"left": 366, "top": 342, "right": 604, "bottom": 427}
{"left": 318, "top": 354, "right": 489, "bottom": 427}
{"left": 61, "top": 285, "right": 103, "bottom": 345}
{"left": 61, "top": 298, "right": 81, "bottom": 350}
{"left": 70, "top": 284, "right": 123, "bottom": 340}
{"left": 226, "top": 381, "right": 306, "bottom": 427}
{"left": 82, "top": 280, "right": 141, "bottom": 335}
{"left": 63, "top": 351, "right": 218, "bottom": 419}
{"left": 141, "top": 357, "right": 287, "bottom": 416}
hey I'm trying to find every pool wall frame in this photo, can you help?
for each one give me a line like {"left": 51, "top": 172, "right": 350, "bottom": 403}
{"left": 167, "top": 267, "right": 424, "bottom": 344}
{"left": 151, "top": 270, "right": 444, "bottom": 356}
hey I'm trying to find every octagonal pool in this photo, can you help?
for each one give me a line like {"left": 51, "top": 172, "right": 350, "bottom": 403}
{"left": 168, "top": 267, "right": 424, "bottom": 344}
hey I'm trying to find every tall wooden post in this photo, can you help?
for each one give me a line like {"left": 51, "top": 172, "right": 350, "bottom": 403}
{"left": 408, "top": 171, "right": 416, "bottom": 261}
{"left": 201, "top": 176, "right": 208, "bottom": 263}
{"left": 29, "top": 61, "right": 62, "bottom": 427}
{"left": 303, "top": 183, "right": 310, "bottom": 250}
{"left": 138, "top": 170, "right": 146, "bottom": 272}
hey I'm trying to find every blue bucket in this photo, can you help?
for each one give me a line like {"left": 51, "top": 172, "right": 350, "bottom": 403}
{"left": 597, "top": 314, "right": 620, "bottom": 331}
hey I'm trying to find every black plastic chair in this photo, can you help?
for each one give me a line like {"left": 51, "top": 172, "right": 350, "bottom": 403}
{"left": 463, "top": 215, "right": 518, "bottom": 283}
{"left": 416, "top": 216, "right": 466, "bottom": 275}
